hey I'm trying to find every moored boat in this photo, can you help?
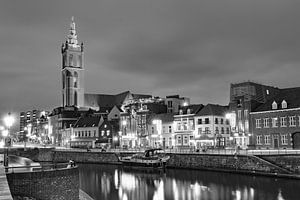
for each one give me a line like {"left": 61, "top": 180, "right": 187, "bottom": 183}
{"left": 119, "top": 148, "right": 170, "bottom": 169}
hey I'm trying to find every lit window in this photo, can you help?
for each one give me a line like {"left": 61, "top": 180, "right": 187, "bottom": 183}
{"left": 272, "top": 101, "right": 277, "bottom": 110}
{"left": 289, "top": 116, "right": 296, "bottom": 127}
{"left": 256, "top": 135, "right": 262, "bottom": 145}
{"left": 263, "top": 118, "right": 269, "bottom": 128}
{"left": 245, "top": 120, "right": 249, "bottom": 132}
{"left": 198, "top": 128, "right": 202, "bottom": 135}
{"left": 265, "top": 135, "right": 270, "bottom": 145}
{"left": 244, "top": 110, "right": 248, "bottom": 119}
{"left": 168, "top": 126, "right": 172, "bottom": 133}
{"left": 280, "top": 117, "right": 287, "bottom": 127}
{"left": 238, "top": 110, "right": 242, "bottom": 120}
{"left": 101, "top": 130, "right": 105, "bottom": 136}
{"left": 107, "top": 130, "right": 110, "bottom": 136}
{"left": 255, "top": 119, "right": 261, "bottom": 128}
{"left": 272, "top": 117, "right": 278, "bottom": 127}
{"left": 281, "top": 135, "right": 288, "bottom": 145}
{"left": 282, "top": 100, "right": 287, "bottom": 109}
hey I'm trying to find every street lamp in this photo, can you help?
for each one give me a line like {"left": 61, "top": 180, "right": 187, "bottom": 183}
{"left": 3, "top": 112, "right": 15, "bottom": 168}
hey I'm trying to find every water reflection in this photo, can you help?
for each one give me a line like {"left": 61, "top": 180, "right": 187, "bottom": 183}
{"left": 79, "top": 164, "right": 300, "bottom": 200}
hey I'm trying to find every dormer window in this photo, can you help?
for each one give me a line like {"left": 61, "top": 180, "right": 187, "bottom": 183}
{"left": 272, "top": 101, "right": 277, "bottom": 110}
{"left": 187, "top": 109, "right": 191, "bottom": 114}
{"left": 281, "top": 100, "right": 287, "bottom": 109}
{"left": 179, "top": 109, "right": 183, "bottom": 115}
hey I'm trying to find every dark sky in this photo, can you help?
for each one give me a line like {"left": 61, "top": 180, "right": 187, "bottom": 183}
{"left": 1, "top": 0, "right": 300, "bottom": 122}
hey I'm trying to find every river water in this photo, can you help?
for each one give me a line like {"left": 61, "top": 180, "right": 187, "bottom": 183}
{"left": 79, "top": 164, "right": 300, "bottom": 200}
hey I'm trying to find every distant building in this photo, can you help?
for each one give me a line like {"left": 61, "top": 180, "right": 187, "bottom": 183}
{"left": 194, "top": 104, "right": 230, "bottom": 148}
{"left": 19, "top": 110, "right": 50, "bottom": 142}
{"left": 173, "top": 104, "right": 204, "bottom": 148}
{"left": 165, "top": 95, "right": 190, "bottom": 113}
{"left": 147, "top": 113, "right": 175, "bottom": 148}
{"left": 250, "top": 87, "right": 300, "bottom": 149}
{"left": 228, "top": 81, "right": 280, "bottom": 148}
{"left": 48, "top": 106, "right": 85, "bottom": 145}
{"left": 120, "top": 97, "right": 167, "bottom": 148}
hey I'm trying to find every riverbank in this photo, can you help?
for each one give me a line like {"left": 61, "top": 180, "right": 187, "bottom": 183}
{"left": 5, "top": 147, "right": 300, "bottom": 179}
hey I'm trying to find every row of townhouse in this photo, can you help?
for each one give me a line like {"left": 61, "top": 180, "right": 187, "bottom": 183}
{"left": 250, "top": 87, "right": 300, "bottom": 149}
{"left": 121, "top": 102, "right": 231, "bottom": 149}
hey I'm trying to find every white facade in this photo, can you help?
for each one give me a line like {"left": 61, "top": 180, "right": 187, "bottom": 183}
{"left": 194, "top": 115, "right": 231, "bottom": 148}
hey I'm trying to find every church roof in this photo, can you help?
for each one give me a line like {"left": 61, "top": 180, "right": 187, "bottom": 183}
{"left": 253, "top": 87, "right": 300, "bottom": 112}
{"left": 196, "top": 104, "right": 228, "bottom": 116}
{"left": 84, "top": 91, "right": 152, "bottom": 108}
{"left": 74, "top": 115, "right": 102, "bottom": 128}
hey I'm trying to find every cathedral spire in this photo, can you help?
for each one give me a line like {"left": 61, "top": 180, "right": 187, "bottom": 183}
{"left": 67, "top": 16, "right": 78, "bottom": 48}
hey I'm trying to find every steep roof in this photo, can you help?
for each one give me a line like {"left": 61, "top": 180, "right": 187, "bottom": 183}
{"left": 196, "top": 104, "right": 228, "bottom": 116}
{"left": 74, "top": 115, "right": 102, "bottom": 128}
{"left": 84, "top": 91, "right": 152, "bottom": 108}
{"left": 254, "top": 87, "right": 300, "bottom": 112}
{"left": 178, "top": 104, "right": 204, "bottom": 115}
{"left": 148, "top": 113, "right": 174, "bottom": 123}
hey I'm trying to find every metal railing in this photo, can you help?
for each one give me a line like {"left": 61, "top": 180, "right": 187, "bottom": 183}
{"left": 5, "top": 162, "right": 74, "bottom": 173}
{"left": 54, "top": 147, "right": 300, "bottom": 155}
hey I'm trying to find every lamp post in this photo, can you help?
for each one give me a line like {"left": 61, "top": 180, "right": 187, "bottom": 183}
{"left": 3, "top": 112, "right": 15, "bottom": 169}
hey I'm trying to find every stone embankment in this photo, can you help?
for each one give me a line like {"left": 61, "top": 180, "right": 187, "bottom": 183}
{"left": 8, "top": 148, "right": 300, "bottom": 178}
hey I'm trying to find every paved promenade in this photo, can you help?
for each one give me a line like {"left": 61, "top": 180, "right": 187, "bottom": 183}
{"left": 0, "top": 154, "right": 13, "bottom": 200}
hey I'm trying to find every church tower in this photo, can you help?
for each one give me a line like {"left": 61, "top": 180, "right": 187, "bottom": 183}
{"left": 61, "top": 17, "right": 84, "bottom": 107}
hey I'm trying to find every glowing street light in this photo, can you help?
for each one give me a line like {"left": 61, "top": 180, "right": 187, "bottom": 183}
{"left": 4, "top": 113, "right": 15, "bottom": 129}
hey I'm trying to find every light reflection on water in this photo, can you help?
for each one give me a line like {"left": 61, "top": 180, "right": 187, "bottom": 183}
{"left": 79, "top": 164, "right": 300, "bottom": 200}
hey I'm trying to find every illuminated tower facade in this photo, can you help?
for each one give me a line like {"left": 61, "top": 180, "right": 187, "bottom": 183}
{"left": 61, "top": 17, "right": 84, "bottom": 107}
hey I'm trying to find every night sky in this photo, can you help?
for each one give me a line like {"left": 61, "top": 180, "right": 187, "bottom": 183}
{"left": 1, "top": 0, "right": 300, "bottom": 124}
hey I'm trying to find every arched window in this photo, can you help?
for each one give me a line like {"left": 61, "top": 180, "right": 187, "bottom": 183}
{"left": 282, "top": 100, "right": 287, "bottom": 109}
{"left": 272, "top": 101, "right": 277, "bottom": 110}
{"left": 69, "top": 54, "right": 73, "bottom": 66}
{"left": 74, "top": 91, "right": 77, "bottom": 106}
{"left": 74, "top": 72, "right": 78, "bottom": 88}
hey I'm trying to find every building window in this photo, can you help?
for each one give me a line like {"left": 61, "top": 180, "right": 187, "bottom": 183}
{"left": 256, "top": 135, "right": 262, "bottom": 145}
{"left": 179, "top": 110, "right": 183, "bottom": 115}
{"left": 245, "top": 120, "right": 249, "bottom": 132}
{"left": 151, "top": 127, "right": 154, "bottom": 134}
{"left": 198, "top": 118, "right": 202, "bottom": 125}
{"left": 169, "top": 126, "right": 172, "bottom": 133}
{"left": 263, "top": 118, "right": 269, "bottom": 128}
{"left": 205, "top": 118, "right": 209, "bottom": 124}
{"left": 272, "top": 117, "right": 278, "bottom": 128}
{"left": 272, "top": 101, "right": 277, "bottom": 110}
{"left": 280, "top": 117, "right": 287, "bottom": 127}
{"left": 265, "top": 135, "right": 270, "bottom": 145}
{"left": 198, "top": 128, "right": 202, "bottom": 135}
{"left": 238, "top": 110, "right": 242, "bottom": 120}
{"left": 169, "top": 137, "right": 172, "bottom": 146}
{"left": 221, "top": 127, "right": 224, "bottom": 134}
{"left": 244, "top": 110, "right": 248, "bottom": 119}
{"left": 183, "top": 136, "right": 189, "bottom": 145}
{"left": 226, "top": 127, "right": 230, "bottom": 134}
{"left": 215, "top": 127, "right": 219, "bottom": 134}
{"left": 255, "top": 119, "right": 261, "bottom": 128}
{"left": 281, "top": 135, "right": 288, "bottom": 145}
{"left": 88, "top": 131, "right": 91, "bottom": 137}
{"left": 107, "top": 130, "right": 110, "bottom": 136}
{"left": 205, "top": 127, "right": 210, "bottom": 134}
{"left": 281, "top": 100, "right": 287, "bottom": 109}
{"left": 289, "top": 116, "right": 296, "bottom": 127}
{"left": 215, "top": 118, "right": 219, "bottom": 124}
{"left": 167, "top": 101, "right": 172, "bottom": 108}
{"left": 220, "top": 118, "right": 224, "bottom": 124}
{"left": 85, "top": 131, "right": 87, "bottom": 137}
{"left": 94, "top": 130, "right": 97, "bottom": 137}
{"left": 101, "top": 130, "right": 105, "bottom": 136}
{"left": 177, "top": 136, "right": 181, "bottom": 145}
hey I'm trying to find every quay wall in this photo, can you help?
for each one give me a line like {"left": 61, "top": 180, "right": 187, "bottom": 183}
{"left": 167, "top": 154, "right": 290, "bottom": 174}
{"left": 7, "top": 148, "right": 300, "bottom": 176}
{"left": 6, "top": 167, "right": 79, "bottom": 200}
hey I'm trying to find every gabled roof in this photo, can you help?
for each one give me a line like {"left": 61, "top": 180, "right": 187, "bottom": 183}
{"left": 177, "top": 104, "right": 204, "bottom": 115}
{"left": 196, "top": 104, "right": 228, "bottom": 116}
{"left": 148, "top": 113, "right": 174, "bottom": 123}
{"left": 74, "top": 115, "right": 102, "bottom": 128}
{"left": 84, "top": 91, "right": 151, "bottom": 108}
{"left": 254, "top": 87, "right": 300, "bottom": 112}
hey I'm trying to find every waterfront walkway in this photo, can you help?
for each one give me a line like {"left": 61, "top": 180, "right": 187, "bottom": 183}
{"left": 0, "top": 154, "right": 13, "bottom": 200}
